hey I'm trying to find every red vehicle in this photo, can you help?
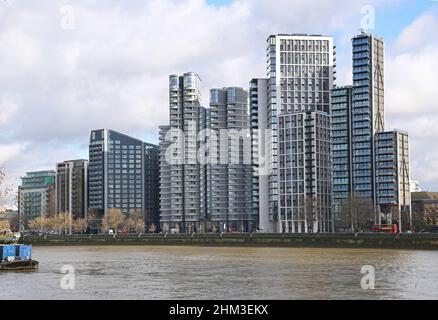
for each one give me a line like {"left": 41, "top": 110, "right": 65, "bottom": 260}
{"left": 371, "top": 224, "right": 398, "bottom": 234}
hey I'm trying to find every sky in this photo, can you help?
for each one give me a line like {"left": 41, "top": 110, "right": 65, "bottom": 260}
{"left": 0, "top": 0, "right": 438, "bottom": 207}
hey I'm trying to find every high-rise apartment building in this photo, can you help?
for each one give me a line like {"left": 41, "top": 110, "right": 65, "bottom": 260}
{"left": 198, "top": 106, "right": 208, "bottom": 224}
{"left": 159, "top": 72, "right": 207, "bottom": 233}
{"left": 352, "top": 32, "right": 385, "bottom": 202}
{"left": 331, "top": 86, "right": 354, "bottom": 218}
{"left": 144, "top": 144, "right": 160, "bottom": 227}
{"left": 332, "top": 32, "right": 411, "bottom": 231}
{"left": 56, "top": 160, "right": 88, "bottom": 231}
{"left": 375, "top": 130, "right": 411, "bottom": 230}
{"left": 278, "top": 111, "right": 332, "bottom": 232}
{"left": 88, "top": 129, "right": 159, "bottom": 227}
{"left": 207, "top": 87, "right": 253, "bottom": 232}
{"left": 264, "top": 34, "right": 335, "bottom": 233}
{"left": 18, "top": 171, "right": 56, "bottom": 229}
{"left": 250, "top": 78, "right": 271, "bottom": 232}
{"left": 159, "top": 125, "right": 172, "bottom": 228}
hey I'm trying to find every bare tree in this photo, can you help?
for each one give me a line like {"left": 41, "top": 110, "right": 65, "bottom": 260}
{"left": 28, "top": 216, "right": 48, "bottom": 233}
{"left": 52, "top": 212, "right": 70, "bottom": 235}
{"left": 44, "top": 216, "right": 55, "bottom": 233}
{"left": 388, "top": 205, "right": 399, "bottom": 225}
{"left": 72, "top": 218, "right": 87, "bottom": 234}
{"left": 162, "top": 223, "right": 169, "bottom": 233}
{"left": 0, "top": 163, "right": 13, "bottom": 214}
{"left": 340, "top": 193, "right": 375, "bottom": 232}
{"left": 148, "top": 223, "right": 157, "bottom": 233}
{"left": 0, "top": 220, "right": 10, "bottom": 231}
{"left": 126, "top": 209, "right": 145, "bottom": 234}
{"left": 42, "top": 215, "right": 55, "bottom": 234}
{"left": 102, "top": 208, "right": 125, "bottom": 233}
{"left": 0, "top": 163, "right": 7, "bottom": 213}
{"left": 7, "top": 213, "right": 19, "bottom": 232}
{"left": 87, "top": 209, "right": 103, "bottom": 233}
{"left": 338, "top": 196, "right": 353, "bottom": 230}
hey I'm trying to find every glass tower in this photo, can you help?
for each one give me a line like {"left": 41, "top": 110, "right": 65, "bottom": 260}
{"left": 88, "top": 129, "right": 159, "bottom": 227}
{"left": 331, "top": 86, "right": 353, "bottom": 217}
{"left": 332, "top": 33, "right": 411, "bottom": 231}
{"left": 352, "top": 32, "right": 385, "bottom": 202}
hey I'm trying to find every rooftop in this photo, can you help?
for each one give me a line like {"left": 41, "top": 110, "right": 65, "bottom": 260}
{"left": 267, "top": 33, "right": 332, "bottom": 40}
{"left": 412, "top": 192, "right": 438, "bottom": 201}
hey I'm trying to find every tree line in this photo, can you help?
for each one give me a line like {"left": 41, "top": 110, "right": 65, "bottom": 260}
{"left": 26, "top": 208, "right": 157, "bottom": 235}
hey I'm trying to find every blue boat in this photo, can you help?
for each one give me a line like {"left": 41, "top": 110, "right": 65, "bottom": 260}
{"left": 0, "top": 244, "right": 39, "bottom": 271}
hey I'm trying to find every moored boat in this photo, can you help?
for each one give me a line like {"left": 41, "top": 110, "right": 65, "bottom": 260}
{"left": 0, "top": 259, "right": 39, "bottom": 271}
{"left": 0, "top": 243, "right": 39, "bottom": 272}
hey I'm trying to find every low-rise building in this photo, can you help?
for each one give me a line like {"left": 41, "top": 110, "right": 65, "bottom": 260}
{"left": 412, "top": 192, "right": 438, "bottom": 231}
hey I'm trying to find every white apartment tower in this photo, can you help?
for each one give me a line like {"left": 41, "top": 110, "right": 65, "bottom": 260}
{"left": 257, "top": 34, "right": 335, "bottom": 233}
{"left": 159, "top": 72, "right": 207, "bottom": 233}
{"left": 208, "top": 87, "right": 253, "bottom": 232}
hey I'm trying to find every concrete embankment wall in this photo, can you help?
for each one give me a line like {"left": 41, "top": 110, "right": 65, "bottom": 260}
{"left": 21, "top": 233, "right": 438, "bottom": 250}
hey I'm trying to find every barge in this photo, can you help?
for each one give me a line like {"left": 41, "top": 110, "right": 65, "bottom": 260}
{"left": 0, "top": 243, "right": 39, "bottom": 271}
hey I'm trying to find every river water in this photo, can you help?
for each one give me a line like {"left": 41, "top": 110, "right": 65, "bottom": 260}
{"left": 1, "top": 246, "right": 437, "bottom": 300}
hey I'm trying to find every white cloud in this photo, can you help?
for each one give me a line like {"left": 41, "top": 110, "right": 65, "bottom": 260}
{"left": 386, "top": 47, "right": 438, "bottom": 115}
{"left": 0, "top": 96, "right": 19, "bottom": 125}
{"left": 0, "top": 0, "right": 437, "bottom": 198}
{"left": 385, "top": 11, "right": 438, "bottom": 189}
{"left": 0, "top": 143, "right": 26, "bottom": 163}
{"left": 395, "top": 12, "right": 438, "bottom": 51}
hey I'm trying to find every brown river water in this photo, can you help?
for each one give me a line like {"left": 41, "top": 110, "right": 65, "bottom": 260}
{"left": 1, "top": 246, "right": 437, "bottom": 300}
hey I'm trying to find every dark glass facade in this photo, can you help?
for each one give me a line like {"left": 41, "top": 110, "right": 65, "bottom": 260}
{"left": 351, "top": 33, "right": 384, "bottom": 201}
{"left": 331, "top": 86, "right": 353, "bottom": 212}
{"left": 88, "top": 129, "right": 159, "bottom": 227}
